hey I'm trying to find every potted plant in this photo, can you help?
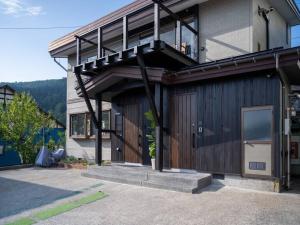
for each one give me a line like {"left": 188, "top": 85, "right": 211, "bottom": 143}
{"left": 144, "top": 110, "right": 156, "bottom": 170}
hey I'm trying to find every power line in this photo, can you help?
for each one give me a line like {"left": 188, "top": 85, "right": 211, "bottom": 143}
{"left": 0, "top": 26, "right": 82, "bottom": 30}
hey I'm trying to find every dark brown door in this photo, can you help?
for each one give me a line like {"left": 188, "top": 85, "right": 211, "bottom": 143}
{"left": 170, "top": 93, "right": 197, "bottom": 169}
{"left": 124, "top": 102, "right": 142, "bottom": 163}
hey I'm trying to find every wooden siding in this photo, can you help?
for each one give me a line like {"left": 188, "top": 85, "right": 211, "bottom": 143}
{"left": 170, "top": 92, "right": 197, "bottom": 169}
{"left": 111, "top": 90, "right": 151, "bottom": 165}
{"left": 168, "top": 73, "right": 281, "bottom": 176}
{"left": 110, "top": 73, "right": 281, "bottom": 176}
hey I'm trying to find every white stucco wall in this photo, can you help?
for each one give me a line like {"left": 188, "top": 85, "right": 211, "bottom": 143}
{"left": 198, "top": 0, "right": 252, "bottom": 62}
{"left": 198, "top": 0, "right": 291, "bottom": 62}
{"left": 252, "top": 0, "right": 291, "bottom": 52}
{"left": 66, "top": 55, "right": 111, "bottom": 162}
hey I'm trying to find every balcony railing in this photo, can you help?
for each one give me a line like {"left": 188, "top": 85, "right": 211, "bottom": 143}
{"left": 75, "top": 0, "right": 199, "bottom": 66}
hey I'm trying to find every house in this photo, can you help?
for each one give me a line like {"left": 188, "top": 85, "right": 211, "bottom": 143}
{"left": 49, "top": 0, "right": 300, "bottom": 191}
{"left": 0, "top": 85, "right": 65, "bottom": 167}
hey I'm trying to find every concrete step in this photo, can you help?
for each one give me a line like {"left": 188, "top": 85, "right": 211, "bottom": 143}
{"left": 82, "top": 165, "right": 212, "bottom": 193}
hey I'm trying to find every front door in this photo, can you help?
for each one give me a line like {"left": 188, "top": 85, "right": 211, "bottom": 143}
{"left": 124, "top": 102, "right": 142, "bottom": 164}
{"left": 170, "top": 92, "right": 197, "bottom": 169}
{"left": 242, "top": 106, "right": 273, "bottom": 177}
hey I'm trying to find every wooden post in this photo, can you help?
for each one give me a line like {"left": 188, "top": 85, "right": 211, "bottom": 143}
{"left": 155, "top": 83, "right": 163, "bottom": 171}
{"left": 95, "top": 93, "right": 102, "bottom": 165}
{"left": 76, "top": 37, "right": 81, "bottom": 65}
{"left": 154, "top": 3, "right": 160, "bottom": 41}
{"left": 176, "top": 20, "right": 182, "bottom": 51}
{"left": 123, "top": 16, "right": 128, "bottom": 50}
{"left": 98, "top": 27, "right": 103, "bottom": 58}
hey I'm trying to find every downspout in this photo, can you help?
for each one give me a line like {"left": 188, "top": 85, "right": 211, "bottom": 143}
{"left": 276, "top": 53, "right": 290, "bottom": 189}
{"left": 258, "top": 6, "right": 273, "bottom": 50}
{"left": 263, "top": 14, "right": 270, "bottom": 50}
{"left": 54, "top": 58, "right": 68, "bottom": 72}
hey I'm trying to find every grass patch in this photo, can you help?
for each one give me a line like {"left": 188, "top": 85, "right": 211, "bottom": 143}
{"left": 5, "top": 192, "right": 107, "bottom": 225}
{"left": 5, "top": 217, "right": 35, "bottom": 225}
{"left": 34, "top": 191, "right": 107, "bottom": 220}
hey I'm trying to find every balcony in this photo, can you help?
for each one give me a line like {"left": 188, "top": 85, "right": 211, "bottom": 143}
{"left": 73, "top": 0, "right": 200, "bottom": 76}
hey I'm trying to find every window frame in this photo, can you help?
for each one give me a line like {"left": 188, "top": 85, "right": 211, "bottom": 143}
{"left": 69, "top": 113, "right": 87, "bottom": 139}
{"left": 89, "top": 110, "right": 111, "bottom": 140}
{"left": 69, "top": 111, "right": 111, "bottom": 140}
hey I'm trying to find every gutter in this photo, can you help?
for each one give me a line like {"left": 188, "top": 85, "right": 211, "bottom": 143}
{"left": 286, "top": 0, "right": 300, "bottom": 22}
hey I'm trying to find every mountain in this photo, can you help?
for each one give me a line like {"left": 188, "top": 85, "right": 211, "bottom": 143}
{"left": 0, "top": 78, "right": 67, "bottom": 126}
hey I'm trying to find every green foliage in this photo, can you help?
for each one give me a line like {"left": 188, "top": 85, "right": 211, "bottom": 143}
{"left": 62, "top": 156, "right": 87, "bottom": 165}
{"left": 0, "top": 93, "right": 50, "bottom": 164}
{"left": 47, "top": 138, "right": 56, "bottom": 152}
{"left": 57, "top": 130, "right": 66, "bottom": 148}
{"left": 144, "top": 110, "right": 156, "bottom": 159}
{"left": 0, "top": 78, "right": 66, "bottom": 126}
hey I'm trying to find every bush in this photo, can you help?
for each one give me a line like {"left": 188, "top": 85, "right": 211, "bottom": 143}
{"left": 144, "top": 110, "right": 156, "bottom": 159}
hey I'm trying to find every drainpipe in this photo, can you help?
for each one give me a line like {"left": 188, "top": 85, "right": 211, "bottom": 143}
{"left": 276, "top": 53, "right": 291, "bottom": 189}
{"left": 258, "top": 6, "right": 274, "bottom": 50}
{"left": 263, "top": 14, "right": 270, "bottom": 50}
{"left": 54, "top": 58, "right": 68, "bottom": 72}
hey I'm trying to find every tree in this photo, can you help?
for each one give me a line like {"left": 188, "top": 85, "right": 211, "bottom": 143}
{"left": 0, "top": 93, "right": 50, "bottom": 164}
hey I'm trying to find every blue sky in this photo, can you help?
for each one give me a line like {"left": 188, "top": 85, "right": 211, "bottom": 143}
{"left": 0, "top": 0, "right": 299, "bottom": 83}
{"left": 0, "top": 0, "right": 134, "bottom": 82}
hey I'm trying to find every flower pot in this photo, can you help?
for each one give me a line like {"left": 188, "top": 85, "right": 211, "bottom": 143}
{"left": 151, "top": 158, "right": 156, "bottom": 170}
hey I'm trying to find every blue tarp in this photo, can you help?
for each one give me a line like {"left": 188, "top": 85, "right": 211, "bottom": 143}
{"left": 0, "top": 128, "right": 65, "bottom": 167}
{"left": 35, "top": 147, "right": 65, "bottom": 167}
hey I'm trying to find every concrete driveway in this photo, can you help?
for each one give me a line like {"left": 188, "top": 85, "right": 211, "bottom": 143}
{"left": 1, "top": 168, "right": 300, "bottom": 225}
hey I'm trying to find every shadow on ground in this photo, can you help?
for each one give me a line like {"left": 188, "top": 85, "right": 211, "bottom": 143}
{"left": 0, "top": 177, "right": 81, "bottom": 219}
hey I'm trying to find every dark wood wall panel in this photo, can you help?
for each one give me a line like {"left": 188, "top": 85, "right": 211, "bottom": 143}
{"left": 169, "top": 73, "right": 281, "bottom": 176}
{"left": 111, "top": 89, "right": 151, "bottom": 165}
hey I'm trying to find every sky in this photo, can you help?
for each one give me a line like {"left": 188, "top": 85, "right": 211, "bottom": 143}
{"left": 0, "top": 0, "right": 300, "bottom": 83}
{"left": 0, "top": 0, "right": 134, "bottom": 82}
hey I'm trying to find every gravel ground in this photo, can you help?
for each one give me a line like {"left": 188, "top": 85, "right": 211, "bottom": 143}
{"left": 1, "top": 168, "right": 300, "bottom": 225}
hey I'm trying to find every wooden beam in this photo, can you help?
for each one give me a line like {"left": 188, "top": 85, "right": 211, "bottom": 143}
{"left": 154, "top": 3, "right": 160, "bottom": 41}
{"left": 152, "top": 0, "right": 197, "bottom": 35}
{"left": 75, "top": 35, "right": 97, "bottom": 46}
{"left": 74, "top": 72, "right": 99, "bottom": 130}
{"left": 176, "top": 20, "right": 182, "bottom": 51}
{"left": 155, "top": 83, "right": 163, "bottom": 171}
{"left": 95, "top": 93, "right": 102, "bottom": 165}
{"left": 123, "top": 16, "right": 128, "bottom": 50}
{"left": 136, "top": 53, "right": 159, "bottom": 125}
{"left": 76, "top": 37, "right": 81, "bottom": 65}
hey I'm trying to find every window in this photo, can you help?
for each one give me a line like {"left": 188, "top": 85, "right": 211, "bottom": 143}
{"left": 181, "top": 17, "right": 198, "bottom": 60}
{"left": 88, "top": 110, "right": 111, "bottom": 139}
{"left": 70, "top": 111, "right": 111, "bottom": 139}
{"left": 243, "top": 108, "right": 272, "bottom": 141}
{"left": 70, "top": 113, "right": 86, "bottom": 137}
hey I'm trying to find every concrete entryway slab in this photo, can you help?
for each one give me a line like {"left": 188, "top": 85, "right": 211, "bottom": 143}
{"left": 82, "top": 164, "right": 212, "bottom": 193}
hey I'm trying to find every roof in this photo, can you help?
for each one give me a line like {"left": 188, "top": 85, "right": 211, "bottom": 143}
{"left": 49, "top": 0, "right": 152, "bottom": 55}
{"left": 49, "top": 0, "right": 300, "bottom": 57}
{"left": 171, "top": 46, "right": 300, "bottom": 84}
{"left": 0, "top": 85, "right": 16, "bottom": 94}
